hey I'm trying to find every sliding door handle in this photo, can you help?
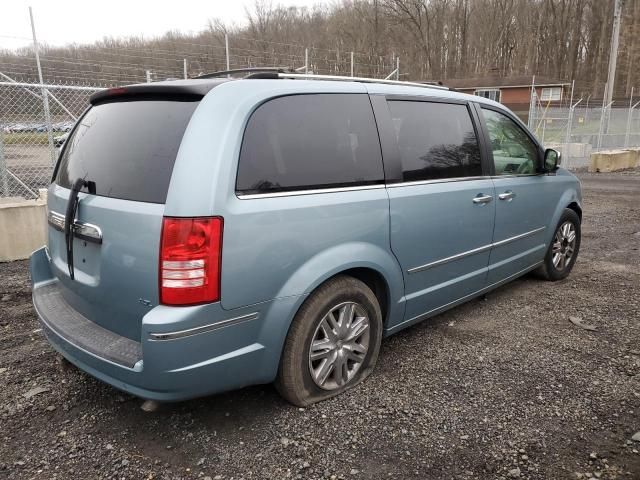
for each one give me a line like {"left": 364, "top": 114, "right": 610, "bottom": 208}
{"left": 473, "top": 194, "right": 493, "bottom": 205}
{"left": 498, "top": 191, "right": 516, "bottom": 201}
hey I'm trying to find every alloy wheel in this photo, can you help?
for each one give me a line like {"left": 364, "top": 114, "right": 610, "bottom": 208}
{"left": 552, "top": 221, "right": 577, "bottom": 271}
{"left": 308, "top": 302, "right": 370, "bottom": 391}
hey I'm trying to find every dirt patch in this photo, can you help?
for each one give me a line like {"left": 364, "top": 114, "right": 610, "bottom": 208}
{"left": 1, "top": 171, "right": 639, "bottom": 479}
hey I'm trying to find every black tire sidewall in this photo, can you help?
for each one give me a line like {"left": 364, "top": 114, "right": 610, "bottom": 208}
{"left": 278, "top": 276, "right": 383, "bottom": 405}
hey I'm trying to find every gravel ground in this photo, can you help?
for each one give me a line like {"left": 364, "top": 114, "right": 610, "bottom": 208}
{"left": 1, "top": 171, "right": 639, "bottom": 480}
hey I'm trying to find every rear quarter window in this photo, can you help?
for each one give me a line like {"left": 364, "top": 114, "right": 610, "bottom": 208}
{"left": 236, "top": 94, "right": 384, "bottom": 194}
{"left": 55, "top": 99, "right": 199, "bottom": 203}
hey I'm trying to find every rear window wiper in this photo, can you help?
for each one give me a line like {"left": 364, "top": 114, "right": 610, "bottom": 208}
{"left": 64, "top": 178, "right": 96, "bottom": 280}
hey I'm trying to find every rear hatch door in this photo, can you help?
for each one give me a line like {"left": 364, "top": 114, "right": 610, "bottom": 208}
{"left": 47, "top": 95, "right": 200, "bottom": 341}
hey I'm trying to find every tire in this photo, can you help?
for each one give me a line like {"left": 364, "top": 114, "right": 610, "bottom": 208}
{"left": 536, "top": 208, "right": 581, "bottom": 281}
{"left": 275, "top": 275, "right": 383, "bottom": 406}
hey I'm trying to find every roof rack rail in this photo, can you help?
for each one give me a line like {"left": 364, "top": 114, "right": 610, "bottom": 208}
{"left": 194, "top": 67, "right": 292, "bottom": 79}
{"left": 276, "top": 72, "right": 449, "bottom": 90}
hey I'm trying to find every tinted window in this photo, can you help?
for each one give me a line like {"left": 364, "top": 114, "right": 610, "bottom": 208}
{"left": 55, "top": 99, "right": 199, "bottom": 203}
{"left": 481, "top": 108, "right": 539, "bottom": 175}
{"left": 387, "top": 101, "right": 482, "bottom": 181}
{"left": 237, "top": 94, "right": 383, "bottom": 194}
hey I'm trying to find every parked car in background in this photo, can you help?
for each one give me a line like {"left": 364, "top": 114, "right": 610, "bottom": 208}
{"left": 30, "top": 70, "right": 582, "bottom": 406}
{"left": 54, "top": 132, "right": 69, "bottom": 148}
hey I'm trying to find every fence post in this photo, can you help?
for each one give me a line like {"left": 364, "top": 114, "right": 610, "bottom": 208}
{"left": 597, "top": 102, "right": 614, "bottom": 151}
{"left": 305, "top": 48, "right": 309, "bottom": 74}
{"left": 183, "top": 59, "right": 188, "bottom": 79}
{"left": 29, "top": 7, "right": 55, "bottom": 166}
{"left": 146, "top": 70, "right": 151, "bottom": 83}
{"left": 563, "top": 81, "right": 575, "bottom": 166}
{"left": 626, "top": 100, "right": 640, "bottom": 148}
{"left": 624, "top": 87, "right": 634, "bottom": 148}
{"left": 0, "top": 128, "right": 8, "bottom": 197}
{"left": 350, "top": 52, "right": 354, "bottom": 77}
{"left": 565, "top": 98, "right": 583, "bottom": 169}
{"left": 396, "top": 57, "right": 400, "bottom": 80}
{"left": 527, "top": 75, "right": 536, "bottom": 129}
{"left": 225, "top": 34, "right": 230, "bottom": 71}
{"left": 564, "top": 108, "right": 572, "bottom": 167}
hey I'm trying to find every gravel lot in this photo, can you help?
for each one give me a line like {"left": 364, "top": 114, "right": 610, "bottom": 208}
{"left": 1, "top": 171, "right": 639, "bottom": 480}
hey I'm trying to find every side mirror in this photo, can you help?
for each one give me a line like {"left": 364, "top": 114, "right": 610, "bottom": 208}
{"left": 544, "top": 148, "right": 561, "bottom": 172}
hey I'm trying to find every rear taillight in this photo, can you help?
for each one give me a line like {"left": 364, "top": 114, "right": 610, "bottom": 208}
{"left": 159, "top": 217, "right": 223, "bottom": 306}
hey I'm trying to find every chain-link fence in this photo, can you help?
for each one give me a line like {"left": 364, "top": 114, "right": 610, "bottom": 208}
{"left": 2, "top": 78, "right": 639, "bottom": 200}
{"left": 0, "top": 81, "right": 102, "bottom": 199}
{"left": 529, "top": 97, "right": 640, "bottom": 170}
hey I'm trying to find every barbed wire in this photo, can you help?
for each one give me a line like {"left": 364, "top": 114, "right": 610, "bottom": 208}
{"left": 1, "top": 30, "right": 403, "bottom": 83}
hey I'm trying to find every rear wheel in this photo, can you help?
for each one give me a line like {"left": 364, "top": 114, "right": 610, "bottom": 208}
{"left": 536, "top": 208, "right": 581, "bottom": 281}
{"left": 275, "top": 275, "right": 382, "bottom": 406}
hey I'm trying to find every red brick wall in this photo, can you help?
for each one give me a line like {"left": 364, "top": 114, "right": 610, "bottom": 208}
{"left": 455, "top": 86, "right": 564, "bottom": 121}
{"left": 456, "top": 86, "right": 562, "bottom": 104}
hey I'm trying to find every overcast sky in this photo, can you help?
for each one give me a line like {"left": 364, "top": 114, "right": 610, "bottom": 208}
{"left": 0, "top": 0, "right": 322, "bottom": 50}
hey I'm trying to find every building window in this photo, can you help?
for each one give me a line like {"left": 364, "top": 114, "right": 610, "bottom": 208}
{"left": 540, "top": 87, "right": 562, "bottom": 101}
{"left": 474, "top": 89, "right": 501, "bottom": 102}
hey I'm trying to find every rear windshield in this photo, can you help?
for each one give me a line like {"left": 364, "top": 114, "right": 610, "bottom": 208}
{"left": 54, "top": 99, "right": 199, "bottom": 203}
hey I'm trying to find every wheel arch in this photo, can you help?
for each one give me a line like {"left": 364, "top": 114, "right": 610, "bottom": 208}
{"left": 273, "top": 242, "right": 404, "bottom": 326}
{"left": 322, "top": 267, "right": 391, "bottom": 328}
{"left": 545, "top": 189, "right": 582, "bottom": 246}
{"left": 567, "top": 201, "right": 582, "bottom": 221}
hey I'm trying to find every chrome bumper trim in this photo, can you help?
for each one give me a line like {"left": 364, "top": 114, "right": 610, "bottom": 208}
{"left": 149, "top": 312, "right": 259, "bottom": 341}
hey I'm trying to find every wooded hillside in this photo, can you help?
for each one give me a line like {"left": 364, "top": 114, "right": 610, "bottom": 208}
{"left": 1, "top": 0, "right": 638, "bottom": 98}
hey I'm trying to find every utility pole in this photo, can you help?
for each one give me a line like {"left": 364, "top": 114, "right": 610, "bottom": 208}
{"left": 29, "top": 7, "right": 55, "bottom": 166}
{"left": 604, "top": 0, "right": 624, "bottom": 107}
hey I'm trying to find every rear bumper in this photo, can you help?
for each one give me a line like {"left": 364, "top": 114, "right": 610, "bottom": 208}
{"left": 34, "top": 282, "right": 143, "bottom": 369}
{"left": 30, "top": 247, "right": 301, "bottom": 401}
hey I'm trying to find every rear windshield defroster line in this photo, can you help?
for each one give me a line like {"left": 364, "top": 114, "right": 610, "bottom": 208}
{"left": 54, "top": 99, "right": 199, "bottom": 204}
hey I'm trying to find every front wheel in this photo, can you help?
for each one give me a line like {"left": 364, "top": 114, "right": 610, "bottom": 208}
{"left": 536, "top": 208, "right": 581, "bottom": 281}
{"left": 275, "top": 275, "right": 383, "bottom": 406}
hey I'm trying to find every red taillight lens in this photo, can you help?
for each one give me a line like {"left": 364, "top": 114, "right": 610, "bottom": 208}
{"left": 159, "top": 217, "right": 223, "bottom": 306}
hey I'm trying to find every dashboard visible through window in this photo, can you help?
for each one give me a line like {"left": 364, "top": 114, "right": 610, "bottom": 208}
{"left": 481, "top": 108, "right": 539, "bottom": 175}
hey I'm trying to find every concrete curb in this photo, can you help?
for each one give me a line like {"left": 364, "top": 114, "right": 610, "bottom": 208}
{"left": 0, "top": 189, "right": 47, "bottom": 262}
{"left": 589, "top": 148, "right": 640, "bottom": 173}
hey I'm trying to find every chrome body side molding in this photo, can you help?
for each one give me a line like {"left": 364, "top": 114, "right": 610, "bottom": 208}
{"left": 236, "top": 184, "right": 386, "bottom": 199}
{"left": 408, "top": 226, "right": 546, "bottom": 274}
{"left": 389, "top": 261, "right": 544, "bottom": 334}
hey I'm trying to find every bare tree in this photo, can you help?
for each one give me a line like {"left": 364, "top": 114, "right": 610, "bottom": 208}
{"left": 0, "top": 0, "right": 636, "bottom": 98}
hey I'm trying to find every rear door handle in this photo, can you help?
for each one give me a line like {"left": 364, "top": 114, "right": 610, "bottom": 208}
{"left": 498, "top": 191, "right": 516, "bottom": 201}
{"left": 473, "top": 194, "right": 493, "bottom": 205}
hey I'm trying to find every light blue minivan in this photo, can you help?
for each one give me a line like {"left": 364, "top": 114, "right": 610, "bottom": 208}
{"left": 30, "top": 69, "right": 582, "bottom": 406}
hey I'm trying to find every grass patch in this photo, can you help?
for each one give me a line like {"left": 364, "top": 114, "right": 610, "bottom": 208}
{"left": 1, "top": 132, "right": 64, "bottom": 145}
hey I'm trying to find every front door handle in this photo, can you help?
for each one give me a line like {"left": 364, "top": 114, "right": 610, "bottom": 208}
{"left": 473, "top": 194, "right": 493, "bottom": 205}
{"left": 498, "top": 191, "right": 516, "bottom": 201}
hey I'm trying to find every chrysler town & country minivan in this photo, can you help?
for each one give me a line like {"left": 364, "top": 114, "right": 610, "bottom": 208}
{"left": 30, "top": 70, "right": 582, "bottom": 406}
